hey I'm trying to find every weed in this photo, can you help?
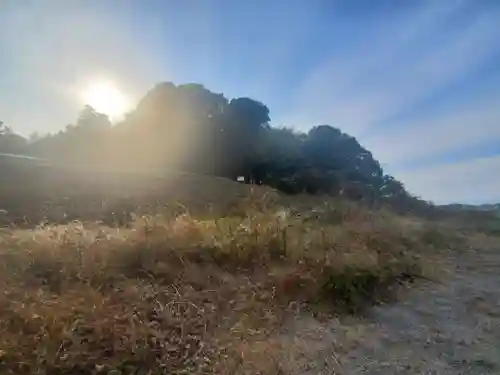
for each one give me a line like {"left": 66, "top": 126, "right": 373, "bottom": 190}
{"left": 0, "top": 189, "right": 483, "bottom": 374}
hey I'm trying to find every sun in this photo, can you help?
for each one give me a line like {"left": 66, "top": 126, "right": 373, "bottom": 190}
{"left": 81, "top": 81, "right": 130, "bottom": 119}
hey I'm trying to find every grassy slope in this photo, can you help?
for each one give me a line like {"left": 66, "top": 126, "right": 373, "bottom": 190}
{"left": 0, "top": 160, "right": 257, "bottom": 226}
{"left": 0, "top": 166, "right": 491, "bottom": 374}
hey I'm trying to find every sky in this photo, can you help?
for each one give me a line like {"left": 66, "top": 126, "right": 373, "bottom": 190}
{"left": 1, "top": 0, "right": 500, "bottom": 204}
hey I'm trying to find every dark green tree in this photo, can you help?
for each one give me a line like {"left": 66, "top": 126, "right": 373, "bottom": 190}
{"left": 18, "top": 81, "right": 420, "bottom": 209}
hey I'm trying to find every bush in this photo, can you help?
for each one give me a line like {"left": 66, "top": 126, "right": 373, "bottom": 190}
{"left": 0, "top": 195, "right": 450, "bottom": 374}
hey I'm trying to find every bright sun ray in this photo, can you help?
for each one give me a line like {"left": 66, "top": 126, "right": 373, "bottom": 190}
{"left": 81, "top": 81, "right": 130, "bottom": 119}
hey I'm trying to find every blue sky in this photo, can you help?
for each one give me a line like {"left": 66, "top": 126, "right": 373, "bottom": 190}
{"left": 2, "top": 0, "right": 500, "bottom": 204}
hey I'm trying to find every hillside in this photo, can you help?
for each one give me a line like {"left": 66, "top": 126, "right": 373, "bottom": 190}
{"left": 0, "top": 154, "right": 261, "bottom": 226}
{"left": 1, "top": 82, "right": 421, "bottom": 210}
{"left": 1, "top": 148, "right": 500, "bottom": 374}
{"left": 443, "top": 203, "right": 500, "bottom": 213}
{"left": 1, "top": 82, "right": 499, "bottom": 374}
{"left": 1, "top": 170, "right": 499, "bottom": 374}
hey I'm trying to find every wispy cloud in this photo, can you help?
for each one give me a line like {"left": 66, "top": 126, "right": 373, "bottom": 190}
{"left": 279, "top": 1, "right": 500, "bottom": 203}
{"left": 2, "top": 1, "right": 499, "bottom": 204}
{"left": 364, "top": 93, "right": 500, "bottom": 167}
{"left": 393, "top": 155, "right": 500, "bottom": 204}
{"left": 286, "top": 2, "right": 500, "bottom": 137}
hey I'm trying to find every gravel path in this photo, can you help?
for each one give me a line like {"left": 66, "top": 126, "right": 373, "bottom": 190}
{"left": 281, "top": 247, "right": 500, "bottom": 374}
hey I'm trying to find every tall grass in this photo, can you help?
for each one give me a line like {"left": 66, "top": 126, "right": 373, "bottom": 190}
{"left": 0, "top": 193, "right": 469, "bottom": 374}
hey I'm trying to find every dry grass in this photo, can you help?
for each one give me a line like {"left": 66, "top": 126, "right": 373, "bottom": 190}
{"left": 0, "top": 187, "right": 490, "bottom": 374}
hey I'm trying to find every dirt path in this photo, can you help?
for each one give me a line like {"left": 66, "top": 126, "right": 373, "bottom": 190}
{"left": 280, "top": 247, "right": 500, "bottom": 374}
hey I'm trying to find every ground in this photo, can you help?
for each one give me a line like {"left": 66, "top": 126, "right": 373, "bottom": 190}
{"left": 280, "top": 240, "right": 500, "bottom": 375}
{"left": 0, "top": 164, "right": 499, "bottom": 374}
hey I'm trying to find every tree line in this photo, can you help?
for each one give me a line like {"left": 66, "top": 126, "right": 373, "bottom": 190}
{"left": 1, "top": 82, "right": 427, "bottom": 211}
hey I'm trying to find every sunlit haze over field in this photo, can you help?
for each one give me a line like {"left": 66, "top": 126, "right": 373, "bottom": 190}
{"left": 2, "top": 0, "right": 500, "bottom": 203}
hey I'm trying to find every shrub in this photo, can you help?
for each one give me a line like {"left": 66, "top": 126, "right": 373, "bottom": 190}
{"left": 0, "top": 195, "right": 447, "bottom": 374}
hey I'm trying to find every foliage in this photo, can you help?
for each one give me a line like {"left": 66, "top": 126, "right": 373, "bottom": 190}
{"left": 1, "top": 82, "right": 423, "bottom": 209}
{"left": 0, "top": 191, "right": 442, "bottom": 374}
{"left": 0, "top": 121, "right": 28, "bottom": 154}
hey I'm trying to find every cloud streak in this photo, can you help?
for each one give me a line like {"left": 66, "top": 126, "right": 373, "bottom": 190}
{"left": 287, "top": 2, "right": 500, "bottom": 137}
{"left": 393, "top": 155, "right": 500, "bottom": 204}
{"left": 364, "top": 94, "right": 500, "bottom": 167}
{"left": 281, "top": 1, "right": 500, "bottom": 203}
{"left": 2, "top": 1, "right": 499, "bottom": 203}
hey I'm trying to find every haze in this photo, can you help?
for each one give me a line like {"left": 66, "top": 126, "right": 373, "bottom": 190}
{"left": 2, "top": 0, "right": 500, "bottom": 204}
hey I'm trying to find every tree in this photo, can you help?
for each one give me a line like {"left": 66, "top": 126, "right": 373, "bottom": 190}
{"left": 28, "top": 132, "right": 43, "bottom": 143}
{"left": 0, "top": 121, "right": 28, "bottom": 154}
{"left": 27, "top": 106, "right": 112, "bottom": 164}
{"left": 299, "top": 125, "right": 384, "bottom": 197}
{"left": 15, "top": 81, "right": 417, "bottom": 207}
{"left": 220, "top": 98, "right": 270, "bottom": 181}
{"left": 0, "top": 121, "right": 12, "bottom": 135}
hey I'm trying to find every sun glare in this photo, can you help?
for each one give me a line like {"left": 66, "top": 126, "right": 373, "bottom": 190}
{"left": 81, "top": 81, "right": 130, "bottom": 119}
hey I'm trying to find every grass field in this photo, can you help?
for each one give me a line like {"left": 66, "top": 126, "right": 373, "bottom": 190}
{"left": 0, "top": 159, "right": 257, "bottom": 227}
{"left": 0, "top": 163, "right": 495, "bottom": 374}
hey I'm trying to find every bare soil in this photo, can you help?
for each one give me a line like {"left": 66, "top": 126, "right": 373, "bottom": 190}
{"left": 280, "top": 246, "right": 500, "bottom": 374}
